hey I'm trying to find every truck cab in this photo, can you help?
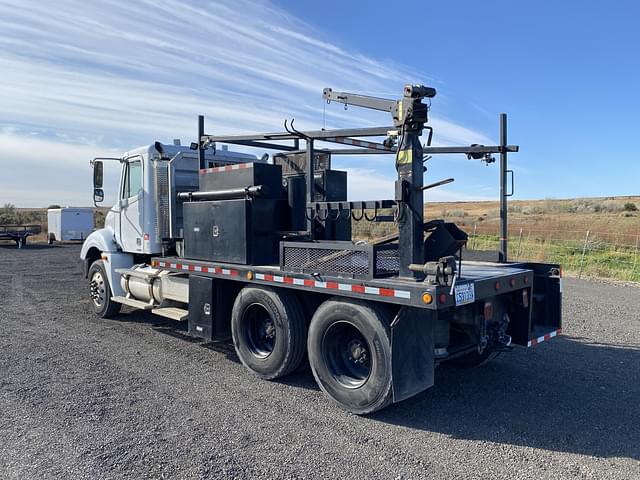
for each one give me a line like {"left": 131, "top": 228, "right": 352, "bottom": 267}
{"left": 81, "top": 141, "right": 258, "bottom": 295}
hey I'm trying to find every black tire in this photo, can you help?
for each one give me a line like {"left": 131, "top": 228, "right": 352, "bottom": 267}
{"left": 308, "top": 298, "right": 393, "bottom": 415}
{"left": 445, "top": 350, "right": 500, "bottom": 368}
{"left": 88, "top": 260, "right": 121, "bottom": 318}
{"left": 231, "top": 286, "right": 307, "bottom": 380}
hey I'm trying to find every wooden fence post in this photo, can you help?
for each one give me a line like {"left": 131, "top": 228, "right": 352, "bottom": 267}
{"left": 471, "top": 224, "right": 477, "bottom": 250}
{"left": 516, "top": 227, "right": 523, "bottom": 259}
{"left": 579, "top": 230, "right": 590, "bottom": 279}
{"left": 633, "top": 233, "right": 639, "bottom": 275}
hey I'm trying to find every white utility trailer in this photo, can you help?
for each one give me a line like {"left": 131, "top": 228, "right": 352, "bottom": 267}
{"left": 47, "top": 207, "right": 94, "bottom": 244}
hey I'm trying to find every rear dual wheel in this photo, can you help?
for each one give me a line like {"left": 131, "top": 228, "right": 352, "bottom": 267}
{"left": 232, "top": 289, "right": 394, "bottom": 414}
{"left": 231, "top": 286, "right": 307, "bottom": 380}
{"left": 308, "top": 299, "right": 393, "bottom": 415}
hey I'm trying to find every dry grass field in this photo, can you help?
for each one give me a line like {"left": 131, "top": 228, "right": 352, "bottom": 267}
{"left": 355, "top": 196, "right": 640, "bottom": 281}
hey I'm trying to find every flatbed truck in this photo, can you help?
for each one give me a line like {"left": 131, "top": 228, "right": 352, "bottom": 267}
{"left": 80, "top": 85, "right": 562, "bottom": 414}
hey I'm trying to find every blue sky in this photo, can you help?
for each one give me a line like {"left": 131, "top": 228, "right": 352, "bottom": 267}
{"left": 0, "top": 0, "right": 638, "bottom": 207}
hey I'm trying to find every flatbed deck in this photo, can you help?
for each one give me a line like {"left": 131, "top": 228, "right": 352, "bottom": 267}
{"left": 151, "top": 256, "right": 534, "bottom": 310}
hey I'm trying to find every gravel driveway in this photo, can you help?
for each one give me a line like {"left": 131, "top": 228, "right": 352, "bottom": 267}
{"left": 1, "top": 244, "right": 638, "bottom": 479}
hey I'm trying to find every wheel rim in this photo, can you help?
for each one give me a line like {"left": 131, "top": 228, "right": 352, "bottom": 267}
{"left": 321, "top": 321, "right": 372, "bottom": 389}
{"left": 89, "top": 271, "right": 106, "bottom": 308}
{"left": 243, "top": 303, "right": 276, "bottom": 358}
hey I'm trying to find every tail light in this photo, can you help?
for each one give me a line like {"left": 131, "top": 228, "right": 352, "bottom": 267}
{"left": 522, "top": 289, "right": 529, "bottom": 308}
{"left": 484, "top": 301, "right": 493, "bottom": 320}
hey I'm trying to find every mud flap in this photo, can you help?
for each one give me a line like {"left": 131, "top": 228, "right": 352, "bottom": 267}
{"left": 391, "top": 307, "right": 435, "bottom": 403}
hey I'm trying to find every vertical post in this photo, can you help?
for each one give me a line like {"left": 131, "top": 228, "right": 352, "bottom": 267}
{"left": 579, "top": 230, "right": 590, "bottom": 279}
{"left": 471, "top": 224, "right": 477, "bottom": 250}
{"left": 397, "top": 130, "right": 424, "bottom": 278}
{"left": 633, "top": 234, "right": 639, "bottom": 274}
{"left": 499, "top": 113, "right": 508, "bottom": 263}
{"left": 306, "top": 139, "right": 315, "bottom": 239}
{"left": 197, "top": 115, "right": 205, "bottom": 170}
{"left": 516, "top": 227, "right": 523, "bottom": 259}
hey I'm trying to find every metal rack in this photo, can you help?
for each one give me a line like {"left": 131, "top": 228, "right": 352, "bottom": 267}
{"left": 197, "top": 84, "right": 519, "bottom": 278}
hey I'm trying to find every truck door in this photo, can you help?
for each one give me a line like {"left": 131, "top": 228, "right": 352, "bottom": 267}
{"left": 119, "top": 156, "right": 144, "bottom": 253}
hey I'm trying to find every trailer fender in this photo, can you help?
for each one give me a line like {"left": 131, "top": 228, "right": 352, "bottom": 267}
{"left": 391, "top": 307, "right": 435, "bottom": 403}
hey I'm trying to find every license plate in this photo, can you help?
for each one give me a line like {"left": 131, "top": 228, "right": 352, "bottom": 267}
{"left": 454, "top": 282, "right": 475, "bottom": 306}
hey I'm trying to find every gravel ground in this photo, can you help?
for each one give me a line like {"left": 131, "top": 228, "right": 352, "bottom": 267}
{"left": 1, "top": 244, "right": 639, "bottom": 479}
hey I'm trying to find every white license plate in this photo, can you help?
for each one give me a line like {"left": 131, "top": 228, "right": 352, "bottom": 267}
{"left": 454, "top": 282, "right": 475, "bottom": 306}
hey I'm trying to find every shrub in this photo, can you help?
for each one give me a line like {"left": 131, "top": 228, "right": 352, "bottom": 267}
{"left": 623, "top": 202, "right": 638, "bottom": 212}
{"left": 522, "top": 205, "right": 544, "bottom": 215}
{"left": 0, "top": 203, "right": 19, "bottom": 225}
{"left": 598, "top": 200, "right": 623, "bottom": 213}
{"left": 448, "top": 210, "right": 467, "bottom": 217}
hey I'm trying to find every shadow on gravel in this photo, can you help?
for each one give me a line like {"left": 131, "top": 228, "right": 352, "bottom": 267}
{"left": 369, "top": 336, "right": 640, "bottom": 460}
{"left": 202, "top": 341, "right": 241, "bottom": 364}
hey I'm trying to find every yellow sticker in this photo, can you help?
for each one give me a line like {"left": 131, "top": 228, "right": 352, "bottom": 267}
{"left": 397, "top": 149, "right": 412, "bottom": 164}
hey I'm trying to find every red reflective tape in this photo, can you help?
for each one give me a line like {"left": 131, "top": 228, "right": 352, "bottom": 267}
{"left": 264, "top": 274, "right": 274, "bottom": 281}
{"left": 326, "top": 282, "right": 339, "bottom": 289}
{"left": 379, "top": 288, "right": 395, "bottom": 297}
{"left": 283, "top": 277, "right": 294, "bottom": 284}
{"left": 175, "top": 263, "right": 182, "bottom": 270}
{"left": 557, "top": 328, "right": 562, "bottom": 335}
{"left": 303, "top": 279, "right": 315, "bottom": 287}
{"left": 230, "top": 270, "right": 239, "bottom": 276}
{"left": 351, "top": 285, "right": 365, "bottom": 293}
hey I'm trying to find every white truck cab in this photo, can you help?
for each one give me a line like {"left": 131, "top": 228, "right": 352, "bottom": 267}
{"left": 81, "top": 141, "right": 259, "bottom": 305}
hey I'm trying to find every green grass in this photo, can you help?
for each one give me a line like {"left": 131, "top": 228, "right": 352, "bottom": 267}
{"left": 470, "top": 234, "right": 640, "bottom": 282}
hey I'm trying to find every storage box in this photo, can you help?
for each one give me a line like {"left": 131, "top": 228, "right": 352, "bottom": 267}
{"left": 183, "top": 199, "right": 285, "bottom": 265}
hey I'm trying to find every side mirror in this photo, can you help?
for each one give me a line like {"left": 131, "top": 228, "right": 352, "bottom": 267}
{"left": 93, "top": 161, "right": 103, "bottom": 188}
{"left": 93, "top": 188, "right": 104, "bottom": 204}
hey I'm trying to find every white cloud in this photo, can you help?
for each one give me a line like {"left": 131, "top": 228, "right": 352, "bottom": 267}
{"left": 0, "top": 0, "right": 494, "bottom": 207}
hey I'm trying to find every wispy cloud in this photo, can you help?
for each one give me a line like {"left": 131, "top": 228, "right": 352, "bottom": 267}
{"left": 0, "top": 0, "right": 493, "bottom": 206}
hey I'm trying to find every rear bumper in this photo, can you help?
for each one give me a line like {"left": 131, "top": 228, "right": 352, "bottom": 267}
{"left": 527, "top": 328, "right": 562, "bottom": 347}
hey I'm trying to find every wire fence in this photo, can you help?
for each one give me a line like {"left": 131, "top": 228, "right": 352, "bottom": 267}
{"left": 468, "top": 225, "right": 640, "bottom": 282}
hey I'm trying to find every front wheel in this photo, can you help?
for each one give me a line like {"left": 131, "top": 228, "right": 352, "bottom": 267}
{"left": 88, "top": 260, "right": 121, "bottom": 318}
{"left": 308, "top": 299, "right": 393, "bottom": 415}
